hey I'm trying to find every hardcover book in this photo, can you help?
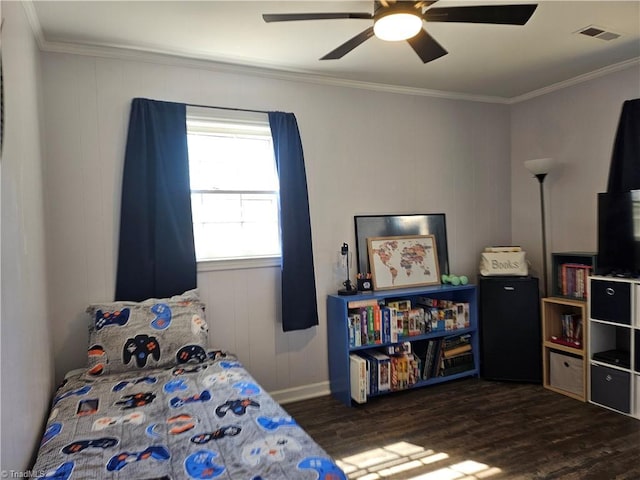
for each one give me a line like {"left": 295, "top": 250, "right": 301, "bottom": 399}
{"left": 349, "top": 354, "right": 367, "bottom": 403}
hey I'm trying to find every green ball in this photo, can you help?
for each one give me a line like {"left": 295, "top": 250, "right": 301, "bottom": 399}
{"left": 450, "top": 275, "right": 460, "bottom": 286}
{"left": 441, "top": 274, "right": 450, "bottom": 283}
{"left": 459, "top": 275, "right": 468, "bottom": 285}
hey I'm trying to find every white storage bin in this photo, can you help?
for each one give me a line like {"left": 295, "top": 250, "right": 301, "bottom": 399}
{"left": 550, "top": 351, "right": 583, "bottom": 396}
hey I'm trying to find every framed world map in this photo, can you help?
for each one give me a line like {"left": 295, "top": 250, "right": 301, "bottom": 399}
{"left": 367, "top": 235, "right": 441, "bottom": 290}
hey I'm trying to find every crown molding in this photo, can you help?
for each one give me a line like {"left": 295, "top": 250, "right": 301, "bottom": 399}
{"left": 508, "top": 57, "right": 640, "bottom": 104}
{"left": 21, "top": 0, "right": 46, "bottom": 49}
{"left": 20, "top": 0, "right": 507, "bottom": 105}
{"left": 37, "top": 38, "right": 510, "bottom": 104}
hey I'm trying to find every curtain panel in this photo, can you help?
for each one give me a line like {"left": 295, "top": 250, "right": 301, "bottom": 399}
{"left": 115, "top": 100, "right": 318, "bottom": 332}
{"left": 115, "top": 98, "right": 197, "bottom": 302}
{"left": 607, "top": 98, "right": 640, "bottom": 193}
{"left": 269, "top": 112, "right": 319, "bottom": 331}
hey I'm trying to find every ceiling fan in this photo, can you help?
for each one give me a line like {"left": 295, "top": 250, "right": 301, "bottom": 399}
{"left": 263, "top": 1, "right": 537, "bottom": 64}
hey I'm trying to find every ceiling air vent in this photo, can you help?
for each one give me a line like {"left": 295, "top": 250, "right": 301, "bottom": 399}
{"left": 576, "top": 25, "right": 621, "bottom": 41}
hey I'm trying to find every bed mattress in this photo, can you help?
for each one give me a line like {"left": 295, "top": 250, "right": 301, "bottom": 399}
{"left": 32, "top": 352, "right": 345, "bottom": 479}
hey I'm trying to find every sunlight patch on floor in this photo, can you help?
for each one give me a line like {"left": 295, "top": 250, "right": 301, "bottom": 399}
{"left": 336, "top": 442, "right": 502, "bottom": 480}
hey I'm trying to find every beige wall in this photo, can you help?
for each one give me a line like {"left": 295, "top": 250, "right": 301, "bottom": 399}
{"left": 511, "top": 65, "right": 640, "bottom": 287}
{"left": 7, "top": 3, "right": 638, "bottom": 470}
{"left": 0, "top": 1, "right": 54, "bottom": 471}
{"left": 40, "top": 51, "right": 512, "bottom": 395}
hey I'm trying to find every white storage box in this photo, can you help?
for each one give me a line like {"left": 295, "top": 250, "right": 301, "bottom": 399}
{"left": 479, "top": 250, "right": 528, "bottom": 276}
{"left": 550, "top": 351, "right": 583, "bottom": 396}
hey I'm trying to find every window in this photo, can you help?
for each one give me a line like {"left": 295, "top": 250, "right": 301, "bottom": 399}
{"left": 186, "top": 107, "right": 280, "bottom": 265}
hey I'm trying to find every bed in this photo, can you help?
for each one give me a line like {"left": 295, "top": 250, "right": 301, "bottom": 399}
{"left": 31, "top": 290, "right": 345, "bottom": 480}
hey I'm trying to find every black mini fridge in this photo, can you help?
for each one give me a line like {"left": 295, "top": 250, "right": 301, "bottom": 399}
{"left": 479, "top": 276, "right": 542, "bottom": 383}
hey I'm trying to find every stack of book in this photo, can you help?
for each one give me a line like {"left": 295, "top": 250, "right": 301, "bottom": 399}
{"left": 347, "top": 297, "right": 471, "bottom": 346}
{"left": 389, "top": 352, "right": 420, "bottom": 391}
{"left": 439, "top": 334, "right": 474, "bottom": 376}
{"left": 347, "top": 299, "right": 402, "bottom": 347}
{"left": 416, "top": 297, "right": 470, "bottom": 333}
{"left": 558, "top": 263, "right": 592, "bottom": 299}
{"left": 349, "top": 347, "right": 422, "bottom": 402}
{"left": 420, "top": 333, "right": 474, "bottom": 379}
{"left": 549, "top": 313, "right": 582, "bottom": 348}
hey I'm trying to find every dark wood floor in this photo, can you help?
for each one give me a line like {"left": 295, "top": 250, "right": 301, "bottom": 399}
{"left": 285, "top": 378, "right": 640, "bottom": 480}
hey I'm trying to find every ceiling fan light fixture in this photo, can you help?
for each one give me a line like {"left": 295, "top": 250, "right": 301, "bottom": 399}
{"left": 373, "top": 11, "right": 422, "bottom": 41}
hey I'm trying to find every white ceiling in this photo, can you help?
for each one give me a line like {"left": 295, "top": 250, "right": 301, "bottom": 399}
{"left": 26, "top": 0, "right": 640, "bottom": 101}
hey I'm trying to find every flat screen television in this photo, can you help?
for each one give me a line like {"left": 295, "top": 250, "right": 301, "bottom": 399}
{"left": 597, "top": 190, "right": 640, "bottom": 277}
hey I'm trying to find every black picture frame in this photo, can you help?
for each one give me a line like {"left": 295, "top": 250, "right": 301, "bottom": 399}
{"left": 354, "top": 213, "right": 450, "bottom": 277}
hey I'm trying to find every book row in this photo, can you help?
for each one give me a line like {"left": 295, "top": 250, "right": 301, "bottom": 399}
{"left": 557, "top": 263, "right": 592, "bottom": 299}
{"left": 348, "top": 333, "right": 475, "bottom": 403}
{"left": 550, "top": 313, "right": 582, "bottom": 348}
{"left": 347, "top": 297, "right": 470, "bottom": 348}
{"left": 414, "top": 333, "right": 475, "bottom": 381}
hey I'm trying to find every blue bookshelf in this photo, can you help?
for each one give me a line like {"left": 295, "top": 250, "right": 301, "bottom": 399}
{"left": 327, "top": 284, "right": 479, "bottom": 406}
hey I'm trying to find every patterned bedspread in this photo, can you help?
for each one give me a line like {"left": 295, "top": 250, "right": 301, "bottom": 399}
{"left": 32, "top": 353, "right": 345, "bottom": 479}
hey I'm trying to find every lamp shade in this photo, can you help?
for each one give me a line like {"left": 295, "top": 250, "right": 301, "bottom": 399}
{"left": 524, "top": 158, "right": 555, "bottom": 176}
{"left": 373, "top": 12, "right": 422, "bottom": 41}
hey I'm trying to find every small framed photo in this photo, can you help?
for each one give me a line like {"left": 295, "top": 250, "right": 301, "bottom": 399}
{"left": 367, "top": 235, "right": 441, "bottom": 291}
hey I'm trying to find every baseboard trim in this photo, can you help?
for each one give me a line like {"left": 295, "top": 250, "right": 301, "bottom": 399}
{"left": 269, "top": 381, "right": 331, "bottom": 405}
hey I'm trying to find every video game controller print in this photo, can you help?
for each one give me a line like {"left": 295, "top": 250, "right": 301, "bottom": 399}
{"left": 41, "top": 461, "right": 74, "bottom": 480}
{"left": 190, "top": 425, "right": 241, "bottom": 444}
{"left": 176, "top": 345, "right": 207, "bottom": 364}
{"left": 170, "top": 390, "right": 211, "bottom": 409}
{"left": 146, "top": 413, "right": 198, "bottom": 437}
{"left": 41, "top": 422, "right": 63, "bottom": 447}
{"left": 47, "top": 407, "right": 59, "bottom": 422}
{"left": 219, "top": 360, "right": 242, "bottom": 369}
{"left": 62, "top": 437, "right": 118, "bottom": 454}
{"left": 206, "top": 349, "right": 228, "bottom": 361}
{"left": 106, "top": 445, "right": 170, "bottom": 472}
{"left": 92, "top": 412, "right": 145, "bottom": 431}
{"left": 172, "top": 364, "right": 208, "bottom": 376}
{"left": 95, "top": 308, "right": 130, "bottom": 330}
{"left": 215, "top": 398, "right": 260, "bottom": 418}
{"left": 123, "top": 334, "right": 160, "bottom": 367}
{"left": 241, "top": 435, "right": 301, "bottom": 466}
{"left": 113, "top": 376, "right": 157, "bottom": 392}
{"left": 167, "top": 413, "right": 198, "bottom": 435}
{"left": 256, "top": 416, "right": 297, "bottom": 431}
{"left": 191, "top": 314, "right": 208, "bottom": 336}
{"left": 163, "top": 378, "right": 189, "bottom": 393}
{"left": 233, "top": 381, "right": 261, "bottom": 396}
{"left": 87, "top": 345, "right": 107, "bottom": 376}
{"left": 115, "top": 392, "right": 157, "bottom": 410}
{"left": 52, "top": 385, "right": 91, "bottom": 406}
{"left": 184, "top": 450, "right": 225, "bottom": 479}
{"left": 298, "top": 457, "right": 347, "bottom": 480}
{"left": 150, "top": 303, "right": 172, "bottom": 330}
{"left": 88, "top": 344, "right": 106, "bottom": 358}
{"left": 203, "top": 371, "right": 243, "bottom": 388}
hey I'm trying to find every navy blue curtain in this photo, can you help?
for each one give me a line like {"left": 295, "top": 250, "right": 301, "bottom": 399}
{"left": 115, "top": 98, "right": 196, "bottom": 302}
{"left": 269, "top": 112, "right": 319, "bottom": 332}
{"left": 607, "top": 98, "right": 640, "bottom": 193}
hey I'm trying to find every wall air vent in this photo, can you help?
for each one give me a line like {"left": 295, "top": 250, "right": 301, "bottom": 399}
{"left": 576, "top": 25, "right": 622, "bottom": 41}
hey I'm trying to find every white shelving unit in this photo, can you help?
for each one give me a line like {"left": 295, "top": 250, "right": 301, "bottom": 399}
{"left": 588, "top": 276, "right": 639, "bottom": 419}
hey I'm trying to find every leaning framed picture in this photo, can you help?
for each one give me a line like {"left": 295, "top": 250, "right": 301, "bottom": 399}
{"left": 354, "top": 213, "right": 449, "bottom": 277}
{"left": 367, "top": 235, "right": 441, "bottom": 290}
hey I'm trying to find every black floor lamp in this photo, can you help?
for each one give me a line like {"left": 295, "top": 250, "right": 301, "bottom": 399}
{"left": 524, "top": 158, "right": 556, "bottom": 298}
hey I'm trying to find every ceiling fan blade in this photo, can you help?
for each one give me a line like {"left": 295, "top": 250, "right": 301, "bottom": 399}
{"left": 424, "top": 4, "right": 537, "bottom": 25}
{"left": 321, "top": 27, "right": 375, "bottom": 60}
{"left": 263, "top": 12, "right": 372, "bottom": 23}
{"left": 407, "top": 28, "right": 448, "bottom": 64}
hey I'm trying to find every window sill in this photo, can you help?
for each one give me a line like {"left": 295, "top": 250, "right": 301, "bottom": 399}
{"left": 197, "top": 256, "right": 281, "bottom": 272}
